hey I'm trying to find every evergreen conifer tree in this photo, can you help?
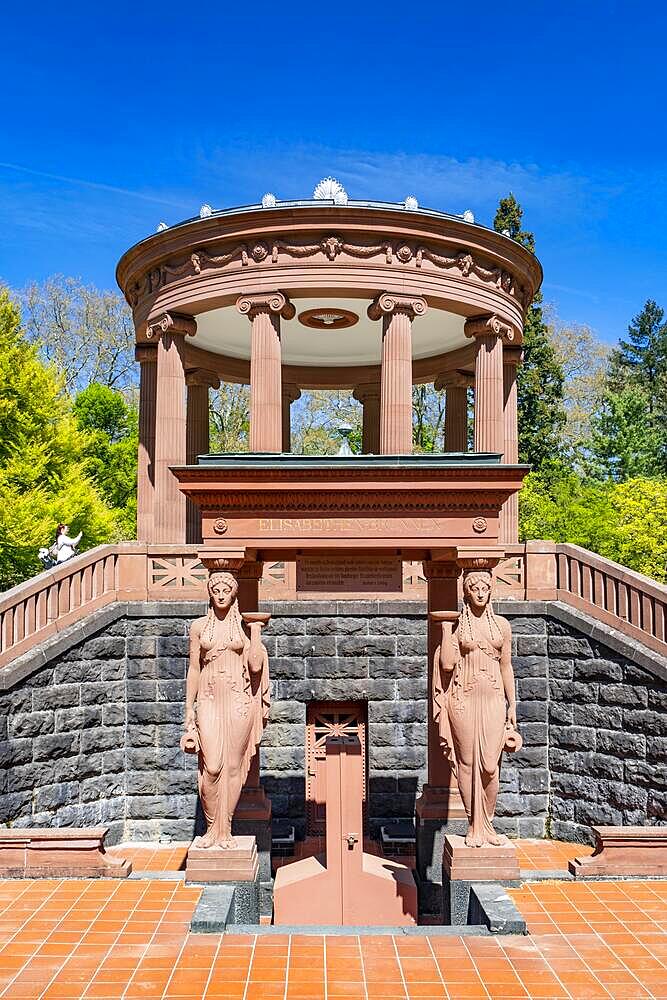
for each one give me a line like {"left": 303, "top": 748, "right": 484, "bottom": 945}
{"left": 493, "top": 194, "right": 566, "bottom": 472}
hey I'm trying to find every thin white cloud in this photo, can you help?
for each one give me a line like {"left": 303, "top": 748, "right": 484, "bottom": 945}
{"left": 0, "top": 161, "right": 190, "bottom": 210}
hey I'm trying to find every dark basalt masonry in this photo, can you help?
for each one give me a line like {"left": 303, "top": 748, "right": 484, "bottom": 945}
{"left": 1, "top": 600, "right": 665, "bottom": 845}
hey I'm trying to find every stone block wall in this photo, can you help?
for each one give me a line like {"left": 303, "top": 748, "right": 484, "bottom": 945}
{"left": 546, "top": 619, "right": 666, "bottom": 841}
{"left": 0, "top": 599, "right": 664, "bottom": 845}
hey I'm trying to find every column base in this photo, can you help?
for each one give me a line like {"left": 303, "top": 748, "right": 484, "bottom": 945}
{"left": 415, "top": 785, "right": 468, "bottom": 918}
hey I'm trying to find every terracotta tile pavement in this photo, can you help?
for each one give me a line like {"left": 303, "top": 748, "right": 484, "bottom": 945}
{"left": 109, "top": 839, "right": 592, "bottom": 876}
{"left": 0, "top": 876, "right": 665, "bottom": 1000}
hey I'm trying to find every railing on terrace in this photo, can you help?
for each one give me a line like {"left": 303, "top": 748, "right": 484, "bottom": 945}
{"left": 1, "top": 541, "right": 665, "bottom": 669}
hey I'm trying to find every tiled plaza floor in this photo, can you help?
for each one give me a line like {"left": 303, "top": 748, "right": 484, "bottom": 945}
{"left": 1, "top": 876, "right": 665, "bottom": 1000}
{"left": 110, "top": 839, "right": 594, "bottom": 876}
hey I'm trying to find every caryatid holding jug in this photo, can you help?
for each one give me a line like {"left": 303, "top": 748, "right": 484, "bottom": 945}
{"left": 432, "top": 566, "right": 522, "bottom": 848}
{"left": 180, "top": 562, "right": 270, "bottom": 849}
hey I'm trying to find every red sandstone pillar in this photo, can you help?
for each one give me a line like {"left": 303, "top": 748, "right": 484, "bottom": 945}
{"left": 466, "top": 314, "right": 516, "bottom": 454}
{"left": 148, "top": 312, "right": 196, "bottom": 543}
{"left": 281, "top": 383, "right": 301, "bottom": 453}
{"left": 353, "top": 383, "right": 381, "bottom": 454}
{"left": 435, "top": 373, "right": 470, "bottom": 452}
{"left": 368, "top": 293, "right": 427, "bottom": 454}
{"left": 136, "top": 345, "right": 157, "bottom": 542}
{"left": 237, "top": 292, "right": 295, "bottom": 453}
{"left": 235, "top": 560, "right": 272, "bottom": 828}
{"left": 186, "top": 369, "right": 220, "bottom": 544}
{"left": 499, "top": 347, "right": 522, "bottom": 545}
{"left": 416, "top": 559, "right": 466, "bottom": 818}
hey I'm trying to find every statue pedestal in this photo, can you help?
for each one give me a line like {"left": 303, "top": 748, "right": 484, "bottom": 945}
{"left": 415, "top": 785, "right": 467, "bottom": 918}
{"left": 442, "top": 834, "right": 520, "bottom": 925}
{"left": 186, "top": 835, "right": 259, "bottom": 883}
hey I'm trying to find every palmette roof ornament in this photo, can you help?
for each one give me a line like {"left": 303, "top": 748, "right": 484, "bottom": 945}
{"left": 199, "top": 204, "right": 213, "bottom": 218}
{"left": 261, "top": 192, "right": 277, "bottom": 208}
{"left": 156, "top": 221, "right": 168, "bottom": 232}
{"left": 462, "top": 209, "right": 475, "bottom": 223}
{"left": 404, "top": 195, "right": 419, "bottom": 210}
{"left": 313, "top": 177, "right": 347, "bottom": 201}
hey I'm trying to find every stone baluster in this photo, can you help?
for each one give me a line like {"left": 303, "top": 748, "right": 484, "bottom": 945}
{"left": 368, "top": 293, "right": 427, "bottom": 454}
{"left": 237, "top": 292, "right": 295, "bottom": 453}
{"left": 148, "top": 312, "right": 196, "bottom": 543}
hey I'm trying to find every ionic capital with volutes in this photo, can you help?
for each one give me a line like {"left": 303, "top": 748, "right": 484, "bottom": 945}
{"left": 503, "top": 346, "right": 524, "bottom": 369}
{"left": 367, "top": 292, "right": 428, "bottom": 321}
{"left": 146, "top": 311, "right": 197, "bottom": 340}
{"left": 236, "top": 291, "right": 296, "bottom": 320}
{"left": 434, "top": 370, "right": 473, "bottom": 392}
{"left": 185, "top": 368, "right": 221, "bottom": 390}
{"left": 464, "top": 313, "right": 518, "bottom": 344}
{"left": 353, "top": 383, "right": 382, "bottom": 404}
{"left": 135, "top": 344, "right": 157, "bottom": 364}
{"left": 282, "top": 382, "right": 301, "bottom": 405}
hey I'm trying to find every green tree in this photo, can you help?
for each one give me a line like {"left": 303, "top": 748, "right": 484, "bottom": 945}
{"left": 494, "top": 194, "right": 566, "bottom": 471}
{"left": 21, "top": 276, "right": 135, "bottom": 394}
{"left": 607, "top": 299, "right": 667, "bottom": 472}
{"left": 0, "top": 290, "right": 118, "bottom": 589}
{"left": 588, "top": 386, "right": 662, "bottom": 481}
{"left": 73, "top": 383, "right": 138, "bottom": 538}
{"left": 413, "top": 383, "right": 445, "bottom": 453}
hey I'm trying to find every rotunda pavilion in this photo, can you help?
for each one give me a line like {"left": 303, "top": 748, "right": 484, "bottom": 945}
{"left": 116, "top": 180, "right": 542, "bottom": 550}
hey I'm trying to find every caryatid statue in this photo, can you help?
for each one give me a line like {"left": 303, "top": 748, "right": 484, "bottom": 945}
{"left": 432, "top": 567, "right": 522, "bottom": 848}
{"left": 180, "top": 566, "right": 270, "bottom": 849}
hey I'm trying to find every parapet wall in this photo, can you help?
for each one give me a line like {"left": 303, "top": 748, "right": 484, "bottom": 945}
{"left": 0, "top": 600, "right": 665, "bottom": 844}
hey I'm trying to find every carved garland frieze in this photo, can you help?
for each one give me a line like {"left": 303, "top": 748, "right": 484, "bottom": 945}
{"left": 127, "top": 234, "right": 531, "bottom": 310}
{"left": 188, "top": 490, "right": 510, "bottom": 513}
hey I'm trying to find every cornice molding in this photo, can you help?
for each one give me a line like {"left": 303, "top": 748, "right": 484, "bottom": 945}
{"left": 124, "top": 233, "right": 532, "bottom": 316}
{"left": 188, "top": 489, "right": 512, "bottom": 513}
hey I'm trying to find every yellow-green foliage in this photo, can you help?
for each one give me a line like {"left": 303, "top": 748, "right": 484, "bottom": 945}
{"left": 519, "top": 471, "right": 667, "bottom": 582}
{"left": 0, "top": 290, "right": 119, "bottom": 589}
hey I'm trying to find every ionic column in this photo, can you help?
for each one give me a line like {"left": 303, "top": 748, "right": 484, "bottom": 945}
{"left": 368, "top": 293, "right": 427, "bottom": 454}
{"left": 185, "top": 369, "right": 220, "bottom": 544}
{"left": 434, "top": 372, "right": 471, "bottom": 452}
{"left": 352, "top": 383, "right": 381, "bottom": 454}
{"left": 148, "top": 312, "right": 196, "bottom": 543}
{"left": 499, "top": 347, "right": 523, "bottom": 544}
{"left": 136, "top": 345, "right": 157, "bottom": 542}
{"left": 465, "top": 314, "right": 515, "bottom": 454}
{"left": 281, "top": 383, "right": 301, "bottom": 453}
{"left": 237, "top": 292, "right": 295, "bottom": 452}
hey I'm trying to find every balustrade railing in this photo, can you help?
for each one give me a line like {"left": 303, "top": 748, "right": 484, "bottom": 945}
{"left": 1, "top": 541, "right": 665, "bottom": 669}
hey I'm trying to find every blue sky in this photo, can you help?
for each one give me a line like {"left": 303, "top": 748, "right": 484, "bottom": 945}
{"left": 1, "top": 1, "right": 665, "bottom": 344}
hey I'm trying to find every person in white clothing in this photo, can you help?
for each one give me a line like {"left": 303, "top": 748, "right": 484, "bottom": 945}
{"left": 54, "top": 523, "right": 82, "bottom": 563}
